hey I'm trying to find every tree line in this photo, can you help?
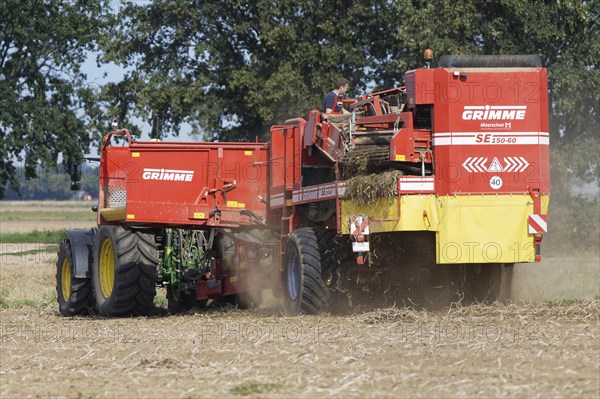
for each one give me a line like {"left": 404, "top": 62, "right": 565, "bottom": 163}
{"left": 2, "top": 165, "right": 99, "bottom": 200}
{"left": 1, "top": 0, "right": 598, "bottom": 199}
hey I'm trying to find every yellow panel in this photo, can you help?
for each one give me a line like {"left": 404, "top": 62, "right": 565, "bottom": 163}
{"left": 341, "top": 195, "right": 439, "bottom": 234}
{"left": 395, "top": 154, "right": 405, "bottom": 161}
{"left": 244, "top": 151, "right": 253, "bottom": 156}
{"left": 131, "top": 152, "right": 140, "bottom": 158}
{"left": 126, "top": 214, "right": 135, "bottom": 220}
{"left": 237, "top": 202, "right": 246, "bottom": 208}
{"left": 193, "top": 212, "right": 205, "bottom": 219}
{"left": 436, "top": 195, "right": 535, "bottom": 264}
{"left": 226, "top": 200, "right": 238, "bottom": 207}
{"left": 341, "top": 194, "right": 550, "bottom": 264}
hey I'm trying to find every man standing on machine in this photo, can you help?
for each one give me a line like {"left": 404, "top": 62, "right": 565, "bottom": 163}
{"left": 323, "top": 78, "right": 350, "bottom": 114}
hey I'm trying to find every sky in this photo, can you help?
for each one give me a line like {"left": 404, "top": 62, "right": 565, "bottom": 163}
{"left": 82, "top": 51, "right": 198, "bottom": 145}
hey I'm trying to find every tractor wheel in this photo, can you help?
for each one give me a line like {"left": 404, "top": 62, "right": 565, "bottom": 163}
{"left": 56, "top": 240, "right": 93, "bottom": 316}
{"left": 166, "top": 285, "right": 206, "bottom": 314}
{"left": 93, "top": 226, "right": 158, "bottom": 317}
{"left": 465, "top": 263, "right": 514, "bottom": 304}
{"left": 282, "top": 228, "right": 331, "bottom": 315}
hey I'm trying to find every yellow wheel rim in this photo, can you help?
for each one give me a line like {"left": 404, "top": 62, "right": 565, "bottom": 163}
{"left": 99, "top": 239, "right": 115, "bottom": 298}
{"left": 61, "top": 258, "right": 71, "bottom": 300}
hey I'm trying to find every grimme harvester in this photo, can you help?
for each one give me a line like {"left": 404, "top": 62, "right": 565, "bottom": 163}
{"left": 57, "top": 53, "right": 550, "bottom": 316}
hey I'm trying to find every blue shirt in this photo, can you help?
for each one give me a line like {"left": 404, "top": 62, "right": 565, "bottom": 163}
{"left": 323, "top": 91, "right": 343, "bottom": 113}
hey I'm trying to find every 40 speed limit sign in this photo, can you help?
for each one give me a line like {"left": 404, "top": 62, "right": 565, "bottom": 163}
{"left": 489, "top": 175, "right": 503, "bottom": 190}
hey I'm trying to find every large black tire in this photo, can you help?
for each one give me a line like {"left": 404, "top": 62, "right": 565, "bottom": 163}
{"left": 56, "top": 240, "right": 93, "bottom": 316}
{"left": 93, "top": 226, "right": 158, "bottom": 317}
{"left": 282, "top": 228, "right": 331, "bottom": 315}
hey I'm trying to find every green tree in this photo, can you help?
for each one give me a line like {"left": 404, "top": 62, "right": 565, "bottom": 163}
{"left": 99, "top": 0, "right": 394, "bottom": 141}
{"left": 476, "top": 1, "right": 599, "bottom": 185}
{"left": 0, "top": 0, "right": 109, "bottom": 197}
{"left": 102, "top": 1, "right": 597, "bottom": 174}
{"left": 6, "top": 0, "right": 592, "bottom": 195}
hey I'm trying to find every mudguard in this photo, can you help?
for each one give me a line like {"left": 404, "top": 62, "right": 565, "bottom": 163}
{"left": 65, "top": 229, "right": 96, "bottom": 278}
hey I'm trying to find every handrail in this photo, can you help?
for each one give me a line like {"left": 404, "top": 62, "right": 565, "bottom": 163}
{"left": 101, "top": 129, "right": 133, "bottom": 151}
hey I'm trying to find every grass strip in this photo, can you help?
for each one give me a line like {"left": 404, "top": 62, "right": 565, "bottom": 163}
{"left": 0, "top": 230, "right": 67, "bottom": 244}
{"left": 0, "top": 210, "right": 95, "bottom": 221}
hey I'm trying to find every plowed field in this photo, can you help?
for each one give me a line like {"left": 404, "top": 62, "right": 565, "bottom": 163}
{"left": 1, "top": 201, "right": 598, "bottom": 398}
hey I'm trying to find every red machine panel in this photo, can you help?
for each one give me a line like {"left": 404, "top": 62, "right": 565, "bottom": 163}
{"left": 100, "top": 140, "right": 269, "bottom": 227}
{"left": 412, "top": 68, "right": 550, "bottom": 195}
{"left": 269, "top": 120, "right": 303, "bottom": 208}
